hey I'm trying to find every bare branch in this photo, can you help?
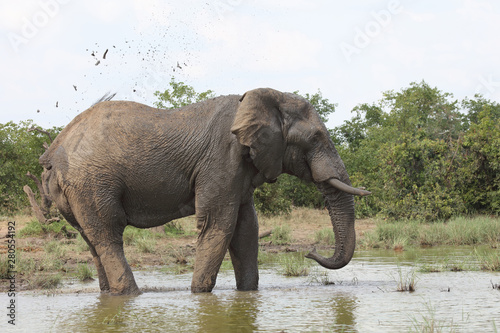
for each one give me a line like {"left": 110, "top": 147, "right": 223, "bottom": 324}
{"left": 28, "top": 126, "right": 53, "bottom": 143}
{"left": 23, "top": 185, "right": 48, "bottom": 224}
{"left": 259, "top": 230, "right": 272, "bottom": 239}
{"left": 26, "top": 172, "right": 52, "bottom": 210}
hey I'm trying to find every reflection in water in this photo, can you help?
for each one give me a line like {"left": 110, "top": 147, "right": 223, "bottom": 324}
{"left": 73, "top": 294, "right": 137, "bottom": 332}
{"left": 330, "top": 293, "right": 358, "bottom": 332}
{"left": 28, "top": 248, "right": 500, "bottom": 332}
{"left": 195, "top": 291, "right": 261, "bottom": 333}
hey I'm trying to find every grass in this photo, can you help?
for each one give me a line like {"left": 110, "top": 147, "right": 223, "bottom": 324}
{"left": 409, "top": 302, "right": 449, "bottom": 333}
{"left": 309, "top": 269, "right": 335, "bottom": 285}
{"left": 123, "top": 226, "right": 154, "bottom": 245}
{"left": 314, "top": 228, "right": 335, "bottom": 245}
{"left": 258, "top": 249, "right": 275, "bottom": 265}
{"left": 361, "top": 216, "right": 500, "bottom": 249}
{"left": 75, "top": 234, "right": 90, "bottom": 252}
{"left": 76, "top": 263, "right": 94, "bottom": 282}
{"left": 44, "top": 240, "right": 67, "bottom": 257}
{"left": 133, "top": 235, "right": 157, "bottom": 253}
{"left": 0, "top": 255, "right": 10, "bottom": 279}
{"left": 271, "top": 225, "right": 292, "bottom": 245}
{"left": 27, "top": 273, "right": 62, "bottom": 290}
{"left": 280, "top": 254, "right": 310, "bottom": 277}
{"left": 475, "top": 248, "right": 500, "bottom": 271}
{"left": 395, "top": 264, "right": 417, "bottom": 292}
{"left": 18, "top": 219, "right": 77, "bottom": 237}
{"left": 164, "top": 221, "right": 185, "bottom": 236}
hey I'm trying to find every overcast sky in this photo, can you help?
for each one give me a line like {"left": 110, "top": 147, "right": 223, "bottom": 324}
{"left": 1, "top": 0, "right": 499, "bottom": 130}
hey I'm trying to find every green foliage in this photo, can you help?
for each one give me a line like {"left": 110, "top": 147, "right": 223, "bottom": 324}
{"left": 19, "top": 219, "right": 75, "bottom": 237}
{"left": 254, "top": 180, "right": 293, "bottom": 216}
{"left": 0, "top": 121, "right": 62, "bottom": 214}
{"left": 153, "top": 77, "right": 215, "bottom": 109}
{"left": 337, "top": 81, "right": 500, "bottom": 220}
{"left": 294, "top": 89, "right": 337, "bottom": 123}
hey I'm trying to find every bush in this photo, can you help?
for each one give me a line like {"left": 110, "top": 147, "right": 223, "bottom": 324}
{"left": 336, "top": 82, "right": 500, "bottom": 220}
{"left": 0, "top": 121, "right": 61, "bottom": 214}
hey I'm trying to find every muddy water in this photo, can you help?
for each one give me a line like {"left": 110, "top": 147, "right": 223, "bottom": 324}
{"left": 2, "top": 248, "right": 499, "bottom": 332}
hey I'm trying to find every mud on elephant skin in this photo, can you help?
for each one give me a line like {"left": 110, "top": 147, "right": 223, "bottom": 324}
{"left": 39, "top": 88, "right": 370, "bottom": 295}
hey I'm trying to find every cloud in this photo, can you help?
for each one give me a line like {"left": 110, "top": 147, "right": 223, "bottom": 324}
{"left": 0, "top": 1, "right": 39, "bottom": 31}
{"left": 196, "top": 14, "right": 322, "bottom": 74}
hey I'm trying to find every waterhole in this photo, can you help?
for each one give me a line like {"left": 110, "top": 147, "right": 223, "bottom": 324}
{"left": 2, "top": 247, "right": 498, "bottom": 332}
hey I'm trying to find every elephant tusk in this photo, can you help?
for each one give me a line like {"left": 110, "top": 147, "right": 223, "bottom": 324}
{"left": 328, "top": 178, "right": 371, "bottom": 196}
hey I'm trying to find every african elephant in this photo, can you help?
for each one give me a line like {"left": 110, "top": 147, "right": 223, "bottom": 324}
{"left": 39, "top": 88, "right": 370, "bottom": 295}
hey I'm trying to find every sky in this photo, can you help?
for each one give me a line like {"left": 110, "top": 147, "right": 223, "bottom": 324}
{"left": 1, "top": 0, "right": 499, "bottom": 130}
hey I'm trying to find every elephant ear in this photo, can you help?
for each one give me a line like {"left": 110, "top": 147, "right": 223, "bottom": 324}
{"left": 231, "top": 88, "right": 285, "bottom": 181}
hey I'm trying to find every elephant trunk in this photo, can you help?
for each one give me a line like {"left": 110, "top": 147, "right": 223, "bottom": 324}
{"left": 305, "top": 181, "right": 356, "bottom": 269}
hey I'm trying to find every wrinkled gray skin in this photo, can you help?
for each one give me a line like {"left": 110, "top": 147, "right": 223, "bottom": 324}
{"left": 40, "top": 88, "right": 370, "bottom": 295}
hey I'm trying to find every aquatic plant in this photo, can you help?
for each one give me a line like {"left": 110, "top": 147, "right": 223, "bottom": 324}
{"left": 395, "top": 264, "right": 417, "bottom": 292}
{"left": 280, "top": 254, "right": 310, "bottom": 277}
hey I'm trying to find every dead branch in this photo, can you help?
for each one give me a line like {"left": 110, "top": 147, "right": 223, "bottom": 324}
{"left": 26, "top": 172, "right": 52, "bottom": 211}
{"left": 259, "top": 230, "right": 272, "bottom": 239}
{"left": 23, "top": 185, "right": 47, "bottom": 224}
{"left": 28, "top": 126, "right": 53, "bottom": 143}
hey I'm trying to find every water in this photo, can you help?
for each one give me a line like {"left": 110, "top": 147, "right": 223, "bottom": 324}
{"left": 2, "top": 248, "right": 499, "bottom": 332}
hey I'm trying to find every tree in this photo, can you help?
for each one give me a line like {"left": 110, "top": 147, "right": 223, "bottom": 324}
{"left": 335, "top": 81, "right": 499, "bottom": 220}
{"left": 154, "top": 77, "right": 215, "bottom": 109}
{"left": 0, "top": 121, "right": 61, "bottom": 214}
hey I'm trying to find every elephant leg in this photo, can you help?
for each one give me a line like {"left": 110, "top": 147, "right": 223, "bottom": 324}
{"left": 80, "top": 232, "right": 110, "bottom": 292}
{"left": 229, "top": 201, "right": 259, "bottom": 291}
{"left": 58, "top": 208, "right": 111, "bottom": 292}
{"left": 191, "top": 204, "right": 239, "bottom": 293}
{"left": 93, "top": 240, "right": 140, "bottom": 295}
{"left": 73, "top": 206, "right": 140, "bottom": 295}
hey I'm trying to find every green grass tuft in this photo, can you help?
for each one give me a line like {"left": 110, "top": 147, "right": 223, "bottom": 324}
{"left": 314, "top": 228, "right": 335, "bottom": 245}
{"left": 271, "top": 225, "right": 292, "bottom": 245}
{"left": 134, "top": 236, "right": 157, "bottom": 253}
{"left": 28, "top": 273, "right": 62, "bottom": 290}
{"left": 280, "top": 254, "right": 310, "bottom": 277}
{"left": 76, "top": 263, "right": 94, "bottom": 281}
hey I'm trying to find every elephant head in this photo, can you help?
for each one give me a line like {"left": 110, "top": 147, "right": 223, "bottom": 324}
{"left": 231, "top": 88, "right": 370, "bottom": 269}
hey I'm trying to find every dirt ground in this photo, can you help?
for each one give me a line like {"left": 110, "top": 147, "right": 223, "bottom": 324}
{"left": 0, "top": 208, "right": 376, "bottom": 292}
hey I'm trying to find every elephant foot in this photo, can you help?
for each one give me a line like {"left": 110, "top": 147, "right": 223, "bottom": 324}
{"left": 191, "top": 285, "right": 214, "bottom": 293}
{"left": 108, "top": 288, "right": 142, "bottom": 296}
